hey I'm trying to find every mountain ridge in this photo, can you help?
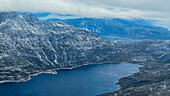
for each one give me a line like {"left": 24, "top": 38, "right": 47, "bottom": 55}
{"left": 0, "top": 12, "right": 121, "bottom": 82}
{"left": 43, "top": 17, "right": 170, "bottom": 40}
{"left": 63, "top": 18, "right": 170, "bottom": 40}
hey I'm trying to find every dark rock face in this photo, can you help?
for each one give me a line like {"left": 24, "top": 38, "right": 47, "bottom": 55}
{"left": 63, "top": 18, "right": 170, "bottom": 40}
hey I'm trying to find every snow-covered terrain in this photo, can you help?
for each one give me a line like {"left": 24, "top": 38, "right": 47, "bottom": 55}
{"left": 62, "top": 18, "right": 170, "bottom": 40}
{"left": 0, "top": 12, "right": 119, "bottom": 82}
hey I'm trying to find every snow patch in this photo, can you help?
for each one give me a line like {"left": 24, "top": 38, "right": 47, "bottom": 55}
{"left": 0, "top": 54, "right": 9, "bottom": 59}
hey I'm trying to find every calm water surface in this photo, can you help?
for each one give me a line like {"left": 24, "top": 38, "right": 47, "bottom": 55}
{"left": 0, "top": 63, "right": 141, "bottom": 96}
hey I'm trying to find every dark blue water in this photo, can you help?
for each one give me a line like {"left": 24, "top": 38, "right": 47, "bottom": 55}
{"left": 0, "top": 63, "right": 141, "bottom": 96}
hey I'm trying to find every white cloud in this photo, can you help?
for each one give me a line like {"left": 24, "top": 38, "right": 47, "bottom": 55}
{"left": 0, "top": 0, "right": 161, "bottom": 18}
{"left": 0, "top": 0, "right": 170, "bottom": 28}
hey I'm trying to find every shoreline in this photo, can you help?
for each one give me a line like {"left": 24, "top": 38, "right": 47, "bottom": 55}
{"left": 0, "top": 62, "right": 142, "bottom": 85}
{"left": 114, "top": 63, "right": 142, "bottom": 91}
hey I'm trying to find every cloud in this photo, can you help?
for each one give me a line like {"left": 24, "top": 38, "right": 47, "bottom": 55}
{"left": 0, "top": 0, "right": 117, "bottom": 18}
{"left": 0, "top": 0, "right": 161, "bottom": 18}
{"left": 38, "top": 14, "right": 83, "bottom": 20}
{"left": 0, "top": 0, "right": 170, "bottom": 28}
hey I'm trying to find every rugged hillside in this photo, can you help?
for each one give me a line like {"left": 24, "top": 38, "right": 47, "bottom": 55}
{"left": 0, "top": 12, "right": 121, "bottom": 82}
{"left": 99, "top": 40, "right": 170, "bottom": 96}
{"left": 63, "top": 18, "right": 170, "bottom": 40}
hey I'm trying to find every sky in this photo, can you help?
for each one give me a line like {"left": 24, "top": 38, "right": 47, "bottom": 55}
{"left": 0, "top": 0, "right": 170, "bottom": 28}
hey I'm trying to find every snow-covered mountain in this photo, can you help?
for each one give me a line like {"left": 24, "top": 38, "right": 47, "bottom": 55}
{"left": 0, "top": 12, "right": 121, "bottom": 82}
{"left": 62, "top": 18, "right": 170, "bottom": 40}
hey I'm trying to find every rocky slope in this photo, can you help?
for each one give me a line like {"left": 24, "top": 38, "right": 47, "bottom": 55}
{"left": 0, "top": 12, "right": 121, "bottom": 82}
{"left": 63, "top": 18, "right": 170, "bottom": 40}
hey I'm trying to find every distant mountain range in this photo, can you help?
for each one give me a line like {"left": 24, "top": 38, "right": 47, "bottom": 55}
{"left": 44, "top": 18, "right": 170, "bottom": 40}
{"left": 64, "top": 18, "right": 170, "bottom": 40}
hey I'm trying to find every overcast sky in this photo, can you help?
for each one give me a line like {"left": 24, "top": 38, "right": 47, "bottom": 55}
{"left": 0, "top": 0, "right": 170, "bottom": 28}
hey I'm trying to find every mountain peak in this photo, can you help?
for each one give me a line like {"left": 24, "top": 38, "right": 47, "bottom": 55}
{"left": 0, "top": 12, "right": 39, "bottom": 23}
